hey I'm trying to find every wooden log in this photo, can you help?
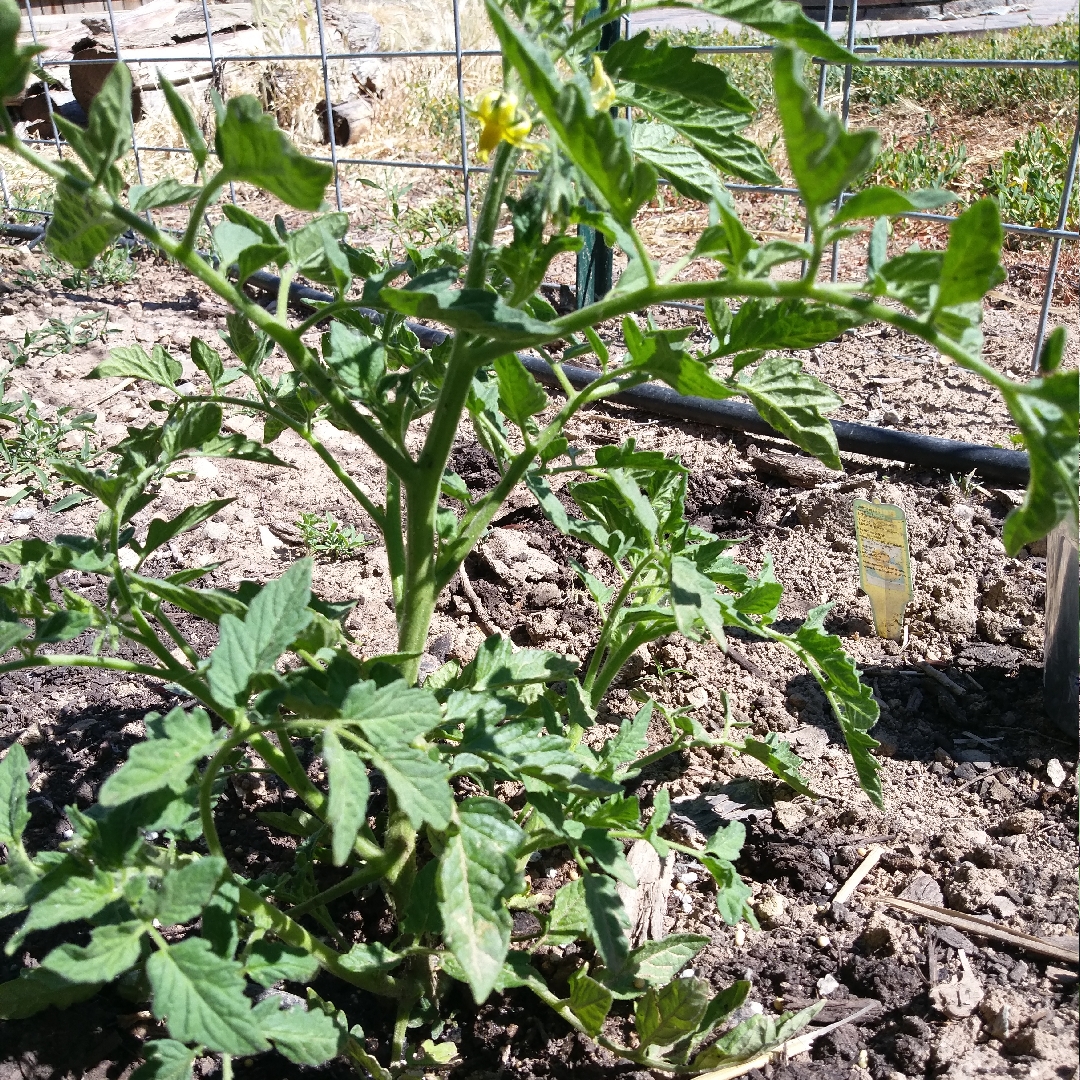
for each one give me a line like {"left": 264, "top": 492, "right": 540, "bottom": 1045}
{"left": 318, "top": 97, "right": 376, "bottom": 146}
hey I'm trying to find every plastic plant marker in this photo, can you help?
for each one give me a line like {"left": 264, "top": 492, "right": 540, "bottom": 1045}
{"left": 853, "top": 500, "right": 913, "bottom": 642}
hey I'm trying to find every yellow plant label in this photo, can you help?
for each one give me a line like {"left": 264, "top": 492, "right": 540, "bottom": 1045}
{"left": 853, "top": 500, "right": 913, "bottom": 642}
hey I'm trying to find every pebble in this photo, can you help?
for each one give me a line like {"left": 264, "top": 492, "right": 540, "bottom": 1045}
{"left": 9, "top": 506, "right": 35, "bottom": 523}
{"left": 205, "top": 520, "right": 230, "bottom": 541}
{"left": 174, "top": 380, "right": 196, "bottom": 396}
{"left": 816, "top": 974, "right": 840, "bottom": 997}
{"left": 681, "top": 967, "right": 696, "bottom": 979}
{"left": 1046, "top": 758, "right": 1067, "bottom": 787}
{"left": 816, "top": 934, "right": 832, "bottom": 949}
{"left": 988, "top": 894, "right": 1018, "bottom": 920}
{"left": 734, "top": 927, "right": 746, "bottom": 946}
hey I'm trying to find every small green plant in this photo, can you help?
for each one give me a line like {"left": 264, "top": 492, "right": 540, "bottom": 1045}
{"left": 870, "top": 134, "right": 968, "bottom": 194}
{"left": 0, "top": 361, "right": 97, "bottom": 506}
{"left": 0, "top": 0, "right": 1075, "bottom": 1076}
{"left": 3, "top": 310, "right": 110, "bottom": 366}
{"left": 981, "top": 124, "right": 1080, "bottom": 234}
{"left": 295, "top": 511, "right": 370, "bottom": 560}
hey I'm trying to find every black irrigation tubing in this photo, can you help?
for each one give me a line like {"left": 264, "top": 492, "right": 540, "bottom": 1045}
{"left": 0, "top": 224, "right": 1031, "bottom": 485}
{"left": 241, "top": 269, "right": 1030, "bottom": 487}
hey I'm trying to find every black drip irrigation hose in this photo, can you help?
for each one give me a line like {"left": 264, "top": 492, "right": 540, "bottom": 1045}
{"left": 0, "top": 224, "right": 1032, "bottom": 486}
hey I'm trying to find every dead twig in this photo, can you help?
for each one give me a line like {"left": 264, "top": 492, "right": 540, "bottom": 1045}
{"left": 870, "top": 895, "right": 1079, "bottom": 966}
{"left": 723, "top": 643, "right": 765, "bottom": 680}
{"left": 458, "top": 565, "right": 502, "bottom": 638}
{"left": 833, "top": 845, "right": 886, "bottom": 906}
{"left": 955, "top": 766, "right": 1006, "bottom": 791}
{"left": 695, "top": 1002, "right": 879, "bottom": 1080}
{"left": 917, "top": 661, "right": 966, "bottom": 697}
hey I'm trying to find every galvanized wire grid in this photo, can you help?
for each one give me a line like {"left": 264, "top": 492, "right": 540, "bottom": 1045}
{"left": 2, "top": 0, "right": 1078, "bottom": 366}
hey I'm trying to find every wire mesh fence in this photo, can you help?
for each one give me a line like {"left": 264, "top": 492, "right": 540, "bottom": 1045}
{"left": 2, "top": 0, "right": 1078, "bottom": 366}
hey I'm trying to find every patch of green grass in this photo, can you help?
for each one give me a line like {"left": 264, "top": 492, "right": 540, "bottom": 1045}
{"left": 14, "top": 246, "right": 136, "bottom": 291}
{"left": 850, "top": 19, "right": 1078, "bottom": 119}
{"left": 980, "top": 124, "right": 1080, "bottom": 232}
{"left": 294, "top": 511, "right": 370, "bottom": 560}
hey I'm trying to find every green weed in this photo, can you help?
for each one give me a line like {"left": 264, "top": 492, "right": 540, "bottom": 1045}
{"left": 294, "top": 511, "right": 370, "bottom": 560}
{"left": 3, "top": 309, "right": 110, "bottom": 366}
{"left": 870, "top": 134, "right": 968, "bottom": 193}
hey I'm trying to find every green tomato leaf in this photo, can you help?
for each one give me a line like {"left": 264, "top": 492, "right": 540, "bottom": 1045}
{"left": 772, "top": 46, "right": 878, "bottom": 219}
{"left": 10, "top": 864, "right": 123, "bottom": 951}
{"left": 604, "top": 33, "right": 754, "bottom": 112}
{"left": 0, "top": 0, "right": 44, "bottom": 100}
{"left": 934, "top": 198, "right": 1007, "bottom": 312}
{"left": 622, "top": 318, "right": 735, "bottom": 401}
{"left": 141, "top": 499, "right": 234, "bottom": 560}
{"left": 45, "top": 181, "right": 126, "bottom": 270}
{"left": 740, "top": 734, "right": 816, "bottom": 798}
{"left": 704, "top": 820, "right": 746, "bottom": 862}
{"left": 131, "top": 178, "right": 203, "bottom": 213}
{"left": 692, "top": 1002, "right": 822, "bottom": 1068}
{"left": 791, "top": 604, "right": 881, "bottom": 806}
{"left": 1000, "top": 368, "right": 1079, "bottom": 553}
{"left": 699, "top": 855, "right": 755, "bottom": 927}
{"left": 155, "top": 856, "right": 227, "bottom": 925}
{"left": 159, "top": 74, "right": 207, "bottom": 170}
{"left": 379, "top": 281, "right": 553, "bottom": 341}
{"left": 604, "top": 934, "right": 710, "bottom": 998}
{"left": 41, "top": 920, "right": 146, "bottom": 983}
{"left": 244, "top": 939, "right": 321, "bottom": 987}
{"left": 545, "top": 877, "right": 590, "bottom": 946}
{"left": 720, "top": 298, "right": 861, "bottom": 355}
{"left": 146, "top": 937, "right": 269, "bottom": 1054}
{"left": 670, "top": 555, "right": 734, "bottom": 649}
{"left": 831, "top": 186, "right": 956, "bottom": 225}
{"left": 99, "top": 707, "right": 219, "bottom": 806}
{"left": 635, "top": 977, "right": 711, "bottom": 1048}
{"left": 0, "top": 742, "right": 30, "bottom": 849}
{"left": 339, "top": 942, "right": 403, "bottom": 977}
{"left": 738, "top": 355, "right": 843, "bottom": 471}
{"left": 463, "top": 634, "right": 579, "bottom": 691}
{"left": 207, "top": 559, "right": 314, "bottom": 706}
{"left": 252, "top": 995, "right": 346, "bottom": 1066}
{"left": 189, "top": 336, "right": 225, "bottom": 386}
{"left": 630, "top": 123, "right": 727, "bottom": 205}
{"left": 0, "top": 965, "right": 101, "bottom": 1020}
{"left": 437, "top": 797, "right": 525, "bottom": 1003}
{"left": 215, "top": 94, "right": 332, "bottom": 210}
{"left": 89, "top": 343, "right": 183, "bottom": 389}
{"left": 494, "top": 353, "right": 549, "bottom": 429}
{"left": 130, "top": 1039, "right": 197, "bottom": 1080}
{"left": 322, "top": 729, "right": 371, "bottom": 866}
{"left": 700, "top": 0, "right": 857, "bottom": 62}
{"left": 568, "top": 965, "right": 613, "bottom": 1037}
{"left": 583, "top": 871, "right": 631, "bottom": 975}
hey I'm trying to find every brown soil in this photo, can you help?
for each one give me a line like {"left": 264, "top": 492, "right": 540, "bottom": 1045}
{"left": 0, "top": 238, "right": 1077, "bottom": 1080}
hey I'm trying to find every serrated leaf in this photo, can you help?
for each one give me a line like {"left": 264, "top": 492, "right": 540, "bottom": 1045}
{"left": 692, "top": 1002, "right": 822, "bottom": 1068}
{"left": 740, "top": 734, "right": 815, "bottom": 798}
{"left": 670, "top": 555, "right": 733, "bottom": 648}
{"left": 367, "top": 741, "right": 453, "bottom": 832}
{"left": 215, "top": 95, "right": 332, "bottom": 210}
{"left": 131, "top": 178, "right": 203, "bottom": 213}
{"left": 465, "top": 635, "right": 579, "bottom": 691}
{"left": 156, "top": 856, "right": 226, "bottom": 925}
{"left": 131, "top": 1039, "right": 197, "bottom": 1080}
{"left": 99, "top": 708, "right": 218, "bottom": 806}
{"left": 700, "top": 855, "right": 755, "bottom": 927}
{"left": 41, "top": 920, "right": 146, "bottom": 983}
{"left": 437, "top": 798, "right": 524, "bottom": 1003}
{"left": 579, "top": 829, "right": 636, "bottom": 888}
{"left": 568, "top": 966, "right": 613, "bottom": 1037}
{"left": 635, "top": 977, "right": 711, "bottom": 1048}
{"left": 0, "top": 742, "right": 30, "bottom": 849}
{"left": 721, "top": 299, "right": 861, "bottom": 356}
{"left": 631, "top": 124, "right": 727, "bottom": 205}
{"left": 605, "top": 935, "right": 710, "bottom": 997}
{"left": 494, "top": 353, "right": 548, "bottom": 429}
{"left": 10, "top": 864, "right": 123, "bottom": 950}
{"left": 189, "top": 337, "right": 224, "bottom": 386}
{"left": 831, "top": 186, "right": 956, "bottom": 224}
{"left": 700, "top": 0, "right": 856, "bottom": 62}
{"left": 0, "top": 0, "right": 44, "bottom": 101}
{"left": 602, "top": 700, "right": 652, "bottom": 772}
{"left": 207, "top": 559, "right": 313, "bottom": 706}
{"left": 90, "top": 343, "right": 183, "bottom": 389}
{"left": 546, "top": 877, "right": 590, "bottom": 945}
{"left": 322, "top": 730, "right": 370, "bottom": 866}
{"left": 252, "top": 996, "right": 346, "bottom": 1065}
{"left": 244, "top": 939, "right": 321, "bottom": 986}
{"left": 1000, "top": 369, "right": 1078, "bottom": 552}
{"left": 146, "top": 937, "right": 268, "bottom": 1054}
{"left": 0, "top": 965, "right": 101, "bottom": 1020}
{"left": 772, "top": 46, "right": 878, "bottom": 219}
{"left": 583, "top": 872, "right": 631, "bottom": 975}
{"left": 623, "top": 318, "right": 735, "bottom": 401}
{"left": 739, "top": 356, "right": 842, "bottom": 471}
{"left": 704, "top": 821, "right": 746, "bottom": 862}
{"left": 45, "top": 181, "right": 126, "bottom": 270}
{"left": 791, "top": 604, "right": 881, "bottom": 806}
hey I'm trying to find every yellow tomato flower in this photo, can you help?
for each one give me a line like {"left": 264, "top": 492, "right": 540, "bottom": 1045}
{"left": 590, "top": 55, "right": 617, "bottom": 112}
{"left": 467, "top": 89, "right": 536, "bottom": 162}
